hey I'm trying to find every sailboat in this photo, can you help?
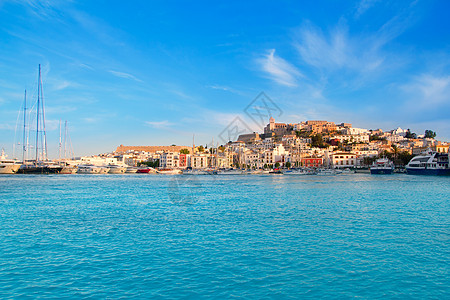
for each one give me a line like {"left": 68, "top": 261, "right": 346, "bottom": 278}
{"left": 18, "top": 65, "right": 62, "bottom": 174}
{"left": 58, "top": 120, "right": 77, "bottom": 174}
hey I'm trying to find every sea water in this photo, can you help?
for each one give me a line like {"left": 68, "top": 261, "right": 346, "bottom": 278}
{"left": 0, "top": 174, "right": 448, "bottom": 299}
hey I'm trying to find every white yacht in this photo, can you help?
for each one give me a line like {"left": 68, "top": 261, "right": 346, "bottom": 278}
{"left": 182, "top": 169, "right": 210, "bottom": 175}
{"left": 406, "top": 151, "right": 450, "bottom": 176}
{"left": 157, "top": 168, "right": 182, "bottom": 175}
{"left": 217, "top": 169, "right": 244, "bottom": 175}
{"left": 77, "top": 164, "right": 102, "bottom": 174}
{"left": 108, "top": 165, "right": 127, "bottom": 174}
{"left": 0, "top": 150, "right": 21, "bottom": 174}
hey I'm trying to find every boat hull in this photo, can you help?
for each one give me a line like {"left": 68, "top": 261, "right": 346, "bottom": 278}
{"left": 0, "top": 164, "right": 21, "bottom": 174}
{"left": 18, "top": 166, "right": 62, "bottom": 174}
{"left": 406, "top": 168, "right": 450, "bottom": 176}
{"left": 370, "top": 168, "right": 394, "bottom": 175}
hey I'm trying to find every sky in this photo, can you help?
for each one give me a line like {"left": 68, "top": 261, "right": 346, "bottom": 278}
{"left": 0, "top": 0, "right": 449, "bottom": 158}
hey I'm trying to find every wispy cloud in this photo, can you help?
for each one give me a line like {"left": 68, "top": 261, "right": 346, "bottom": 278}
{"left": 109, "top": 70, "right": 143, "bottom": 83}
{"left": 401, "top": 74, "right": 450, "bottom": 107}
{"left": 355, "top": 0, "right": 379, "bottom": 18}
{"left": 257, "top": 49, "right": 302, "bottom": 87}
{"left": 145, "top": 120, "right": 174, "bottom": 129}
{"left": 207, "top": 85, "right": 242, "bottom": 95}
{"left": 294, "top": 22, "right": 385, "bottom": 74}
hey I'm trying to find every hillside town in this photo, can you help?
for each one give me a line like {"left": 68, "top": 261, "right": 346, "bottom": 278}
{"left": 75, "top": 118, "right": 449, "bottom": 171}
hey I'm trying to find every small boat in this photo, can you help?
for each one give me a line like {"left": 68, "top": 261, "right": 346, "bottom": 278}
{"left": 316, "top": 169, "right": 336, "bottom": 176}
{"left": 0, "top": 150, "right": 22, "bottom": 174}
{"left": 136, "top": 167, "right": 157, "bottom": 173}
{"left": 370, "top": 158, "right": 394, "bottom": 174}
{"left": 406, "top": 151, "right": 450, "bottom": 176}
{"left": 269, "top": 168, "right": 283, "bottom": 174}
{"left": 157, "top": 168, "right": 182, "bottom": 175}
{"left": 283, "top": 169, "right": 308, "bottom": 175}
{"left": 125, "top": 167, "right": 138, "bottom": 173}
{"left": 217, "top": 169, "right": 244, "bottom": 175}
{"left": 182, "top": 169, "right": 210, "bottom": 175}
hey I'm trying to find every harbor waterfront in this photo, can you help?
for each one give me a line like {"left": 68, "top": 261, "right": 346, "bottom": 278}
{"left": 0, "top": 174, "right": 448, "bottom": 298}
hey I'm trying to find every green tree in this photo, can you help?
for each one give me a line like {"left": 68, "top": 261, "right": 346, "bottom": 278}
{"left": 198, "top": 145, "right": 205, "bottom": 152}
{"left": 397, "top": 151, "right": 414, "bottom": 166}
{"left": 285, "top": 161, "right": 291, "bottom": 169}
{"left": 180, "top": 148, "right": 190, "bottom": 154}
{"left": 140, "top": 159, "right": 159, "bottom": 168}
{"left": 275, "top": 162, "right": 280, "bottom": 168}
{"left": 405, "top": 129, "right": 417, "bottom": 139}
{"left": 424, "top": 130, "right": 436, "bottom": 139}
{"left": 362, "top": 156, "right": 377, "bottom": 166}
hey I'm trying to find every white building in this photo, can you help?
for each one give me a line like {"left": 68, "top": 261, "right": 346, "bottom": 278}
{"left": 331, "top": 152, "right": 358, "bottom": 168}
{"left": 159, "top": 152, "right": 180, "bottom": 168}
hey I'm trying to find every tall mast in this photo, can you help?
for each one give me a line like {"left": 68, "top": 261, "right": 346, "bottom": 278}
{"left": 59, "top": 119, "right": 62, "bottom": 160}
{"left": 40, "top": 66, "right": 48, "bottom": 161}
{"left": 35, "top": 65, "right": 40, "bottom": 164}
{"left": 64, "top": 120, "right": 68, "bottom": 159}
{"left": 22, "top": 90, "right": 27, "bottom": 163}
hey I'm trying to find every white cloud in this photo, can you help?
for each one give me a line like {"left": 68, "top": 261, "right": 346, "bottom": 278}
{"left": 355, "top": 0, "right": 379, "bottom": 18}
{"left": 294, "top": 23, "right": 385, "bottom": 74}
{"left": 258, "top": 49, "right": 302, "bottom": 87}
{"left": 109, "top": 70, "right": 143, "bottom": 83}
{"left": 402, "top": 74, "right": 450, "bottom": 107}
{"left": 145, "top": 120, "right": 174, "bottom": 129}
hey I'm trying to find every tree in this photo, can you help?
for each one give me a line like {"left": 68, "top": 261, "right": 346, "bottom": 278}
{"left": 369, "top": 135, "right": 386, "bottom": 142}
{"left": 198, "top": 145, "right": 205, "bottom": 152}
{"left": 424, "top": 130, "right": 436, "bottom": 139}
{"left": 180, "top": 148, "right": 190, "bottom": 154}
{"left": 310, "top": 134, "right": 325, "bottom": 148}
{"left": 362, "top": 156, "right": 377, "bottom": 166}
{"left": 275, "top": 162, "right": 280, "bottom": 168}
{"left": 140, "top": 159, "right": 159, "bottom": 168}
{"left": 397, "top": 151, "right": 414, "bottom": 166}
{"left": 405, "top": 129, "right": 417, "bottom": 139}
{"left": 285, "top": 162, "right": 291, "bottom": 169}
{"left": 391, "top": 144, "right": 399, "bottom": 161}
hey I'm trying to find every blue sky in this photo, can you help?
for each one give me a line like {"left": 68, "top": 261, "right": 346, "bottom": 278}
{"left": 0, "top": 0, "right": 449, "bottom": 157}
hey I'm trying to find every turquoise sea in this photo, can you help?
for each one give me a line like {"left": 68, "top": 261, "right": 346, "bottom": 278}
{"left": 0, "top": 174, "right": 449, "bottom": 299}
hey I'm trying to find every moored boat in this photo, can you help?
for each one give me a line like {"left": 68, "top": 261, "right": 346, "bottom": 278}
{"left": 269, "top": 168, "right": 283, "bottom": 174}
{"left": 77, "top": 164, "right": 102, "bottom": 174}
{"left": 370, "top": 158, "right": 394, "bottom": 174}
{"left": 126, "top": 167, "right": 138, "bottom": 173}
{"left": 18, "top": 162, "right": 62, "bottom": 174}
{"left": 157, "top": 168, "right": 182, "bottom": 175}
{"left": 136, "top": 167, "right": 157, "bottom": 173}
{"left": 406, "top": 151, "right": 450, "bottom": 176}
{"left": 0, "top": 150, "right": 22, "bottom": 174}
{"left": 217, "top": 169, "right": 244, "bottom": 175}
{"left": 108, "top": 165, "right": 127, "bottom": 174}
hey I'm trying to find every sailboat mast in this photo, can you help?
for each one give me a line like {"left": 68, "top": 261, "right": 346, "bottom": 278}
{"left": 35, "top": 65, "right": 41, "bottom": 164}
{"left": 64, "top": 120, "right": 68, "bottom": 159}
{"left": 59, "top": 120, "right": 62, "bottom": 160}
{"left": 22, "top": 90, "right": 27, "bottom": 163}
{"left": 40, "top": 67, "right": 48, "bottom": 161}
